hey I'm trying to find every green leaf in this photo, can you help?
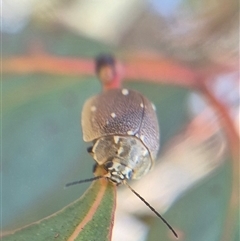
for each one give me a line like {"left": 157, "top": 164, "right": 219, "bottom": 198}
{"left": 1, "top": 180, "right": 116, "bottom": 241}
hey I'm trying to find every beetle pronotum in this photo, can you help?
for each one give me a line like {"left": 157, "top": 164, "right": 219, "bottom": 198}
{"left": 66, "top": 54, "right": 178, "bottom": 238}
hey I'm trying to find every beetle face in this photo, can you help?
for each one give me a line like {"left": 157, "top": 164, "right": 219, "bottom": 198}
{"left": 82, "top": 88, "right": 160, "bottom": 184}
{"left": 90, "top": 135, "right": 152, "bottom": 184}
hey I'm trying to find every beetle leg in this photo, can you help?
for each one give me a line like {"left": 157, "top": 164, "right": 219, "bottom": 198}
{"left": 87, "top": 146, "right": 94, "bottom": 155}
{"left": 92, "top": 163, "right": 98, "bottom": 173}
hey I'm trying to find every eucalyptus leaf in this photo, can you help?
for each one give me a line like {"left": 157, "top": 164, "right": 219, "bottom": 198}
{"left": 1, "top": 180, "right": 116, "bottom": 241}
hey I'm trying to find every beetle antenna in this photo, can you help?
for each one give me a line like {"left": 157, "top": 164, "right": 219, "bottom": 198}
{"left": 65, "top": 176, "right": 104, "bottom": 187}
{"left": 124, "top": 181, "right": 178, "bottom": 239}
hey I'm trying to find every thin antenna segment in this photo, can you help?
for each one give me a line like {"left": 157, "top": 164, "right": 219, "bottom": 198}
{"left": 125, "top": 182, "right": 178, "bottom": 239}
{"left": 65, "top": 176, "right": 104, "bottom": 187}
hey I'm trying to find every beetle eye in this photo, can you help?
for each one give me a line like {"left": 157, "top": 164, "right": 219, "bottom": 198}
{"left": 105, "top": 161, "right": 113, "bottom": 169}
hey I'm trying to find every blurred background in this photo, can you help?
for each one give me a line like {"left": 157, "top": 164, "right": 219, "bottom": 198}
{"left": 1, "top": 0, "right": 239, "bottom": 241}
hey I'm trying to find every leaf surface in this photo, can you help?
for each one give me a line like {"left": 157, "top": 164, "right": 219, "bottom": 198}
{"left": 2, "top": 179, "right": 116, "bottom": 241}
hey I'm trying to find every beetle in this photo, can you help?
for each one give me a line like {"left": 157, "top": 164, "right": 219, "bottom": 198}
{"left": 81, "top": 85, "right": 159, "bottom": 184}
{"left": 67, "top": 54, "right": 177, "bottom": 238}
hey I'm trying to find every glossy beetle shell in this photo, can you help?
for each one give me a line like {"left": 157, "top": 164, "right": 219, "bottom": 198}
{"left": 81, "top": 88, "right": 160, "bottom": 182}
